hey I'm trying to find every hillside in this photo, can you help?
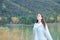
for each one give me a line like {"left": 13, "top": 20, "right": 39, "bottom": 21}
{"left": 0, "top": 0, "right": 60, "bottom": 17}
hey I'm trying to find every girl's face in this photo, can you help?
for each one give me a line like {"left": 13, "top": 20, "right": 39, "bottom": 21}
{"left": 37, "top": 14, "right": 42, "bottom": 21}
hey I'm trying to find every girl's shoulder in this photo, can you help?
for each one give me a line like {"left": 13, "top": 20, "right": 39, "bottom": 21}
{"left": 34, "top": 23, "right": 38, "bottom": 26}
{"left": 34, "top": 22, "right": 42, "bottom": 26}
{"left": 34, "top": 23, "right": 38, "bottom": 25}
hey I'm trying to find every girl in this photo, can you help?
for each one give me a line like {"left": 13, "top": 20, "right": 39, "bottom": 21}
{"left": 33, "top": 13, "right": 53, "bottom": 40}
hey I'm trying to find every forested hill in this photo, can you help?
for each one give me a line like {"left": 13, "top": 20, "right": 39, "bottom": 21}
{"left": 0, "top": 0, "right": 60, "bottom": 17}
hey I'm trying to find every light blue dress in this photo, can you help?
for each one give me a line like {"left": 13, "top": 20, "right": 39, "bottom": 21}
{"left": 33, "top": 22, "right": 53, "bottom": 40}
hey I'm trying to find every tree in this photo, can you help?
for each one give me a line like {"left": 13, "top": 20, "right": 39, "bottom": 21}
{"left": 19, "top": 16, "right": 26, "bottom": 24}
{"left": 49, "top": 16, "right": 55, "bottom": 23}
{"left": 11, "top": 17, "right": 19, "bottom": 24}
{"left": 57, "top": 14, "right": 60, "bottom": 22}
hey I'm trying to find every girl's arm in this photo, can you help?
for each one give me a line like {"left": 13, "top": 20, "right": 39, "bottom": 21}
{"left": 45, "top": 24, "right": 53, "bottom": 40}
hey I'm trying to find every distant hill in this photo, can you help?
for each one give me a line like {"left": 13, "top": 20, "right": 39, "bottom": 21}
{"left": 0, "top": 0, "right": 60, "bottom": 17}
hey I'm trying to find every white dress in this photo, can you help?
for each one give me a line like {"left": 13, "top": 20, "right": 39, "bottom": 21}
{"left": 33, "top": 22, "right": 53, "bottom": 40}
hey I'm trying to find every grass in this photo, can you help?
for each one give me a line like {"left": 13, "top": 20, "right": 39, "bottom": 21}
{"left": 0, "top": 23, "right": 60, "bottom": 40}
